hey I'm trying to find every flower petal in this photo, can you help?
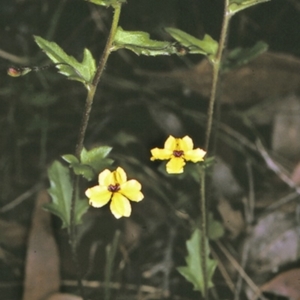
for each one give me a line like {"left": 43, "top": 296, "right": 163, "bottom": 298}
{"left": 85, "top": 186, "right": 111, "bottom": 208}
{"left": 166, "top": 157, "right": 185, "bottom": 174}
{"left": 114, "top": 167, "right": 127, "bottom": 184}
{"left": 184, "top": 148, "right": 206, "bottom": 162}
{"left": 98, "top": 169, "right": 112, "bottom": 186}
{"left": 180, "top": 136, "right": 194, "bottom": 151}
{"left": 110, "top": 193, "right": 131, "bottom": 218}
{"left": 164, "top": 135, "right": 177, "bottom": 150}
{"left": 150, "top": 148, "right": 173, "bottom": 161}
{"left": 120, "top": 179, "right": 144, "bottom": 202}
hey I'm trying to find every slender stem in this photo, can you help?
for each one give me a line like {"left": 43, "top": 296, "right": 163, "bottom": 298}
{"left": 74, "top": 86, "right": 96, "bottom": 158}
{"left": 204, "top": 0, "right": 231, "bottom": 151}
{"left": 200, "top": 2, "right": 231, "bottom": 300}
{"left": 93, "top": 4, "right": 121, "bottom": 86}
{"left": 75, "top": 3, "right": 122, "bottom": 157}
{"left": 199, "top": 167, "right": 208, "bottom": 299}
{"left": 68, "top": 4, "right": 122, "bottom": 300}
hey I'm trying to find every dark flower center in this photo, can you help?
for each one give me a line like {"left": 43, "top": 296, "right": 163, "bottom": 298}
{"left": 108, "top": 183, "right": 120, "bottom": 192}
{"left": 173, "top": 150, "right": 184, "bottom": 157}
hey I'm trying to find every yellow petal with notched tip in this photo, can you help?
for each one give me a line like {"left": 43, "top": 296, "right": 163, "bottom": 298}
{"left": 110, "top": 193, "right": 131, "bottom": 218}
{"left": 114, "top": 167, "right": 127, "bottom": 184}
{"left": 166, "top": 157, "right": 186, "bottom": 174}
{"left": 86, "top": 186, "right": 112, "bottom": 208}
{"left": 121, "top": 180, "right": 144, "bottom": 201}
{"left": 181, "top": 136, "right": 194, "bottom": 151}
{"left": 184, "top": 148, "right": 206, "bottom": 162}
{"left": 164, "top": 135, "right": 177, "bottom": 150}
{"left": 98, "top": 169, "right": 112, "bottom": 186}
{"left": 150, "top": 148, "right": 173, "bottom": 160}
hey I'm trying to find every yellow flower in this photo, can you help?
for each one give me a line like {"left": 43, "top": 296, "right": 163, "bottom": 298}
{"left": 150, "top": 135, "right": 206, "bottom": 174}
{"left": 85, "top": 167, "right": 144, "bottom": 219}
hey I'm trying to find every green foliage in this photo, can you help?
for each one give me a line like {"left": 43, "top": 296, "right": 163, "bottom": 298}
{"left": 222, "top": 41, "right": 268, "bottom": 72}
{"left": 228, "top": 0, "right": 271, "bottom": 15}
{"left": 62, "top": 146, "right": 113, "bottom": 181}
{"left": 177, "top": 229, "right": 217, "bottom": 296}
{"left": 86, "top": 0, "right": 126, "bottom": 7}
{"left": 45, "top": 161, "right": 89, "bottom": 228}
{"left": 165, "top": 27, "right": 218, "bottom": 60}
{"left": 208, "top": 214, "right": 225, "bottom": 240}
{"left": 112, "top": 27, "right": 176, "bottom": 56}
{"left": 34, "top": 36, "right": 96, "bottom": 88}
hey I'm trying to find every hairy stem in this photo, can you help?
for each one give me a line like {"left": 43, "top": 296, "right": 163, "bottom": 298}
{"left": 204, "top": 0, "right": 231, "bottom": 151}
{"left": 199, "top": 167, "right": 208, "bottom": 299}
{"left": 69, "top": 4, "right": 122, "bottom": 300}
{"left": 201, "top": 1, "right": 231, "bottom": 299}
{"left": 75, "top": 4, "right": 122, "bottom": 157}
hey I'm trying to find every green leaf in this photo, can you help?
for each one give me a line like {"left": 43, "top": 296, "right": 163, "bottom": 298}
{"left": 62, "top": 154, "right": 94, "bottom": 181}
{"left": 222, "top": 41, "right": 268, "bottom": 72}
{"left": 62, "top": 146, "right": 113, "bottom": 181}
{"left": 207, "top": 214, "right": 225, "bottom": 240}
{"left": 86, "top": 0, "right": 126, "bottom": 7}
{"left": 34, "top": 36, "right": 96, "bottom": 87}
{"left": 112, "top": 27, "right": 176, "bottom": 56}
{"left": 165, "top": 27, "right": 218, "bottom": 58}
{"left": 61, "top": 154, "right": 79, "bottom": 165}
{"left": 81, "top": 146, "right": 113, "bottom": 171}
{"left": 44, "top": 160, "right": 89, "bottom": 228}
{"left": 228, "top": 0, "right": 270, "bottom": 15}
{"left": 177, "top": 229, "right": 217, "bottom": 296}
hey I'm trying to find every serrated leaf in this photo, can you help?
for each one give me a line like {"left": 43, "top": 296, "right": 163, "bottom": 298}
{"left": 62, "top": 146, "right": 113, "bottom": 181}
{"left": 80, "top": 146, "right": 112, "bottom": 166}
{"left": 165, "top": 27, "right": 218, "bottom": 57}
{"left": 34, "top": 36, "right": 96, "bottom": 86}
{"left": 80, "top": 146, "right": 114, "bottom": 178}
{"left": 222, "top": 41, "right": 268, "bottom": 72}
{"left": 228, "top": 0, "right": 270, "bottom": 14}
{"left": 112, "top": 27, "right": 176, "bottom": 56}
{"left": 177, "top": 229, "right": 217, "bottom": 296}
{"left": 86, "top": 0, "right": 126, "bottom": 7}
{"left": 73, "top": 164, "right": 95, "bottom": 181}
{"left": 44, "top": 160, "right": 89, "bottom": 228}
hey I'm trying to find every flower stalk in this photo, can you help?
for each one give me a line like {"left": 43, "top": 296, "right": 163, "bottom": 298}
{"left": 201, "top": 1, "right": 231, "bottom": 299}
{"left": 68, "top": 4, "right": 123, "bottom": 299}
{"left": 205, "top": 0, "right": 231, "bottom": 151}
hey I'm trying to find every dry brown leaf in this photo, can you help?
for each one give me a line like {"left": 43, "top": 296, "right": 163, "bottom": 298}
{"left": 247, "top": 211, "right": 298, "bottom": 274}
{"left": 217, "top": 197, "right": 245, "bottom": 239}
{"left": 260, "top": 269, "right": 300, "bottom": 300}
{"left": 142, "top": 52, "right": 300, "bottom": 105}
{"left": 212, "top": 158, "right": 243, "bottom": 200}
{"left": 291, "top": 162, "right": 300, "bottom": 185}
{"left": 271, "top": 95, "right": 300, "bottom": 159}
{"left": 23, "top": 190, "right": 60, "bottom": 300}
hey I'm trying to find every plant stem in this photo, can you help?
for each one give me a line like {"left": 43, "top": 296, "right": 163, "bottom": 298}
{"left": 200, "top": 2, "right": 231, "bottom": 299}
{"left": 68, "top": 4, "right": 122, "bottom": 300}
{"left": 199, "top": 167, "right": 208, "bottom": 300}
{"left": 204, "top": 0, "right": 231, "bottom": 151}
{"left": 75, "top": 3, "right": 122, "bottom": 158}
